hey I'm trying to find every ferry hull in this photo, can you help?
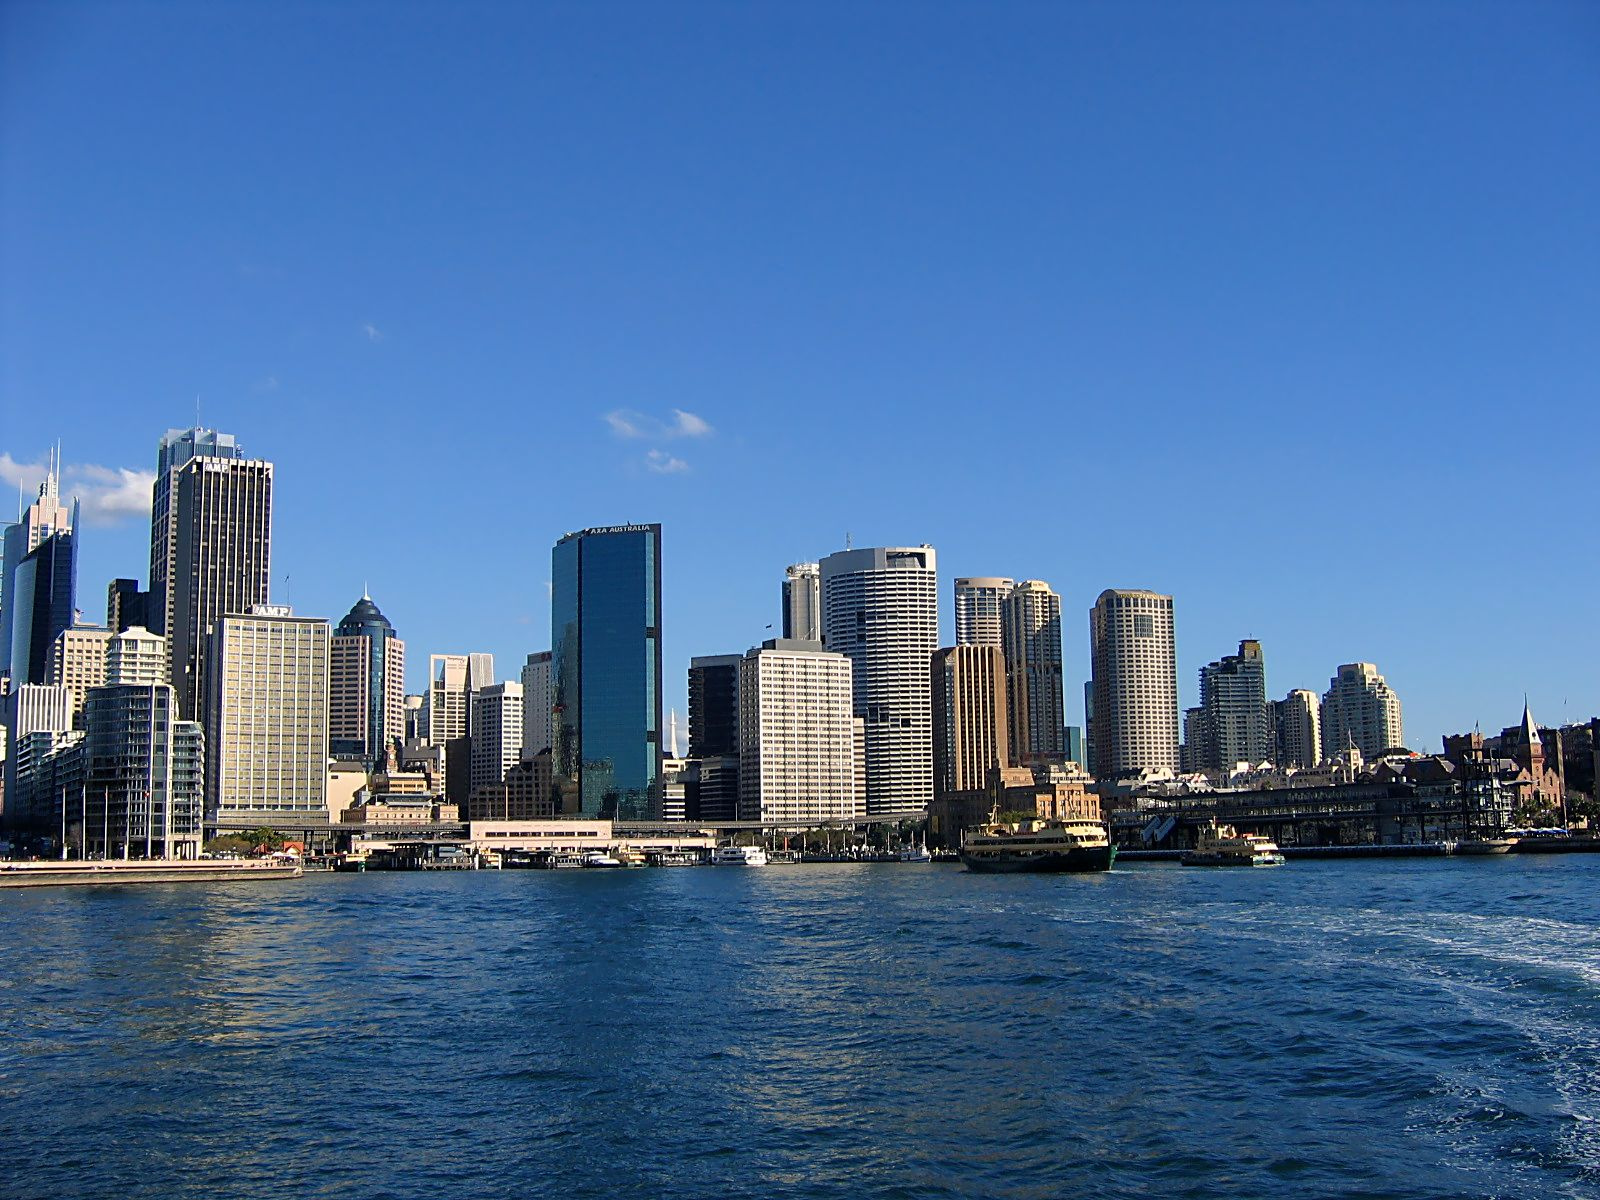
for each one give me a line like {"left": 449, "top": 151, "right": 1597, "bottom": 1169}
{"left": 961, "top": 845, "right": 1116, "bottom": 874}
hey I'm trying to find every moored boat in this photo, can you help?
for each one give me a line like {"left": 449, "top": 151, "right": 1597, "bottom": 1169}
{"left": 712, "top": 844, "right": 768, "bottom": 866}
{"left": 1453, "top": 836, "right": 1519, "bottom": 855}
{"left": 1181, "top": 822, "right": 1285, "bottom": 867}
{"left": 959, "top": 809, "right": 1116, "bottom": 874}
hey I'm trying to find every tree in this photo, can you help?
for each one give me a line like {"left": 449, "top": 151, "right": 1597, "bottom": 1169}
{"left": 244, "top": 826, "right": 285, "bottom": 854}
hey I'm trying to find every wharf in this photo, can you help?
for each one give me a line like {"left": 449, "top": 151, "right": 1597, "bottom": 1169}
{"left": 1282, "top": 843, "right": 1452, "bottom": 860}
{"left": 0, "top": 859, "right": 304, "bottom": 889}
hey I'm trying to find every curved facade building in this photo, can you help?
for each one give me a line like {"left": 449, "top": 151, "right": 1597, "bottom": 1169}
{"left": 1089, "top": 589, "right": 1179, "bottom": 779}
{"left": 331, "top": 593, "right": 406, "bottom": 767}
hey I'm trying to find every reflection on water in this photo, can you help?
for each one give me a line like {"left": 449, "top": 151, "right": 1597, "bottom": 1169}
{"left": 3, "top": 859, "right": 1599, "bottom": 1199}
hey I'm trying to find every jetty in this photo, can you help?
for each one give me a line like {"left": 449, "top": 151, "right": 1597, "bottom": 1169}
{"left": 0, "top": 859, "right": 304, "bottom": 889}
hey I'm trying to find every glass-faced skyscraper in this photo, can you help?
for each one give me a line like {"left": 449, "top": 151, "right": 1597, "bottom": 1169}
{"left": 551, "top": 524, "right": 663, "bottom": 820}
{"left": 330, "top": 593, "right": 406, "bottom": 767}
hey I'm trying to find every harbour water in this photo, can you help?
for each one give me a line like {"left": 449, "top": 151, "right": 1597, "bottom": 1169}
{"left": 3, "top": 857, "right": 1598, "bottom": 1199}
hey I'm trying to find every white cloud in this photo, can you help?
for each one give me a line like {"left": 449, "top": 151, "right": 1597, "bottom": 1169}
{"left": 0, "top": 452, "right": 155, "bottom": 528}
{"left": 603, "top": 408, "right": 714, "bottom": 441}
{"left": 362, "top": 323, "right": 385, "bottom": 342}
{"left": 646, "top": 449, "right": 690, "bottom": 475}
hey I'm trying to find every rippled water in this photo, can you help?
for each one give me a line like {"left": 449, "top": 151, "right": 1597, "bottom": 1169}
{"left": 3, "top": 857, "right": 1598, "bottom": 1199}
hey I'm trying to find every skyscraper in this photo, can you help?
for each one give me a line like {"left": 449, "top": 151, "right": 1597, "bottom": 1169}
{"left": 1001, "top": 580, "right": 1064, "bottom": 761}
{"left": 688, "top": 654, "right": 741, "bottom": 759}
{"left": 737, "top": 638, "right": 856, "bottom": 823}
{"left": 782, "top": 562, "right": 821, "bottom": 642}
{"left": 551, "top": 524, "right": 663, "bottom": 820}
{"left": 206, "top": 605, "right": 329, "bottom": 820}
{"left": 1192, "top": 640, "right": 1270, "bottom": 770}
{"left": 47, "top": 625, "right": 111, "bottom": 713}
{"left": 819, "top": 545, "right": 938, "bottom": 815}
{"left": 1089, "top": 589, "right": 1179, "bottom": 779}
{"left": 1321, "top": 663, "right": 1404, "bottom": 759}
{"left": 1272, "top": 689, "right": 1322, "bottom": 769}
{"left": 931, "top": 644, "right": 1009, "bottom": 799}
{"left": 1, "top": 453, "right": 76, "bottom": 684}
{"left": 426, "top": 654, "right": 470, "bottom": 746}
{"left": 148, "top": 428, "right": 273, "bottom": 720}
{"left": 520, "top": 650, "right": 553, "bottom": 758}
{"left": 470, "top": 682, "right": 524, "bottom": 792}
{"left": 106, "top": 578, "right": 149, "bottom": 634}
{"left": 330, "top": 593, "right": 406, "bottom": 767}
{"left": 85, "top": 683, "right": 204, "bottom": 859}
{"left": 954, "top": 577, "right": 1012, "bottom": 647}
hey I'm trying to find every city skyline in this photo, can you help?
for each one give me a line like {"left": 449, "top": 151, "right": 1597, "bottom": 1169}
{"left": 4, "top": 5, "right": 1598, "bottom": 751}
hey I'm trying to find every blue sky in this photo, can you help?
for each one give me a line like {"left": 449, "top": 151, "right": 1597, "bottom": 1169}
{"left": 4, "top": 1, "right": 1598, "bottom": 750}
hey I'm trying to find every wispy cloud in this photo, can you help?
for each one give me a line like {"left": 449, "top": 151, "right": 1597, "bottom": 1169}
{"left": 604, "top": 408, "right": 712, "bottom": 475}
{"left": 602, "top": 408, "right": 714, "bottom": 440}
{"left": 0, "top": 453, "right": 156, "bottom": 527}
{"left": 362, "top": 322, "right": 385, "bottom": 343}
{"left": 646, "top": 449, "right": 690, "bottom": 475}
{"left": 254, "top": 375, "right": 280, "bottom": 393}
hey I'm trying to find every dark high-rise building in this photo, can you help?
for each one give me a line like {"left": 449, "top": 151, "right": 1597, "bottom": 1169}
{"left": 7, "top": 526, "right": 76, "bottom": 687}
{"left": 106, "top": 579, "right": 150, "bottom": 634}
{"left": 551, "top": 524, "right": 663, "bottom": 819}
{"left": 148, "top": 428, "right": 273, "bottom": 719}
{"left": 688, "top": 655, "right": 741, "bottom": 759}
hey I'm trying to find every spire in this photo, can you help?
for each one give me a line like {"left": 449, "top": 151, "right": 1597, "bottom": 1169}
{"left": 1522, "top": 697, "right": 1540, "bottom": 746}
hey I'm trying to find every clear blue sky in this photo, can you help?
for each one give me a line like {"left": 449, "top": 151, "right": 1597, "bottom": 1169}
{"left": 4, "top": 1, "right": 1598, "bottom": 751}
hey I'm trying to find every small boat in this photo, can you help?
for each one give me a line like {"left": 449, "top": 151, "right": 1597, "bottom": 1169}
{"left": 960, "top": 808, "right": 1116, "bottom": 874}
{"left": 898, "top": 843, "right": 933, "bottom": 863}
{"left": 1181, "top": 822, "right": 1285, "bottom": 867}
{"left": 712, "top": 844, "right": 768, "bottom": 867}
{"left": 580, "top": 851, "right": 624, "bottom": 869}
{"left": 1453, "top": 836, "right": 1519, "bottom": 856}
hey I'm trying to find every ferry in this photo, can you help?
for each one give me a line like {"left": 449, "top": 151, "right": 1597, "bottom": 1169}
{"left": 580, "top": 850, "right": 624, "bottom": 869}
{"left": 712, "top": 844, "right": 768, "bottom": 867}
{"left": 1181, "top": 822, "right": 1286, "bottom": 867}
{"left": 959, "top": 809, "right": 1116, "bottom": 874}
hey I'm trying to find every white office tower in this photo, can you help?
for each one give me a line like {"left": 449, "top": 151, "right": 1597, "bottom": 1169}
{"left": 105, "top": 625, "right": 169, "bottom": 687}
{"left": 954, "top": 577, "right": 1013, "bottom": 647}
{"left": 207, "top": 606, "right": 329, "bottom": 819}
{"left": 1089, "top": 589, "right": 1179, "bottom": 779}
{"left": 1273, "top": 689, "right": 1323, "bottom": 769}
{"left": 1001, "top": 580, "right": 1064, "bottom": 760}
{"left": 1321, "top": 663, "right": 1404, "bottom": 759}
{"left": 470, "top": 682, "right": 524, "bottom": 791}
{"left": 427, "top": 654, "right": 470, "bottom": 745}
{"left": 737, "top": 639, "right": 858, "bottom": 823}
{"left": 819, "top": 545, "right": 938, "bottom": 815}
{"left": 47, "top": 625, "right": 112, "bottom": 713}
{"left": 781, "top": 563, "right": 822, "bottom": 642}
{"left": 520, "top": 650, "right": 553, "bottom": 757}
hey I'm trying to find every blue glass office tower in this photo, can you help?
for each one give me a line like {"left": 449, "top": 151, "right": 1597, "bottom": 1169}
{"left": 551, "top": 524, "right": 662, "bottom": 820}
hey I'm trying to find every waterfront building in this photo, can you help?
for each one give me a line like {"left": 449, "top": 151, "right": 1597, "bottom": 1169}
{"left": 426, "top": 654, "right": 470, "bottom": 746}
{"left": 9, "top": 728, "right": 84, "bottom": 835}
{"left": 931, "top": 644, "right": 1009, "bottom": 800}
{"left": 1089, "top": 589, "right": 1179, "bottom": 779}
{"left": 330, "top": 593, "right": 406, "bottom": 767}
{"left": 1, "top": 454, "right": 76, "bottom": 685}
{"left": 83, "top": 683, "right": 204, "bottom": 859}
{"left": 819, "top": 545, "right": 938, "bottom": 815}
{"left": 519, "top": 651, "right": 553, "bottom": 758}
{"left": 1272, "top": 689, "right": 1323, "bottom": 769}
{"left": 47, "top": 625, "right": 112, "bottom": 713}
{"left": 206, "top": 605, "right": 330, "bottom": 820}
{"left": 1321, "top": 663, "right": 1404, "bottom": 759}
{"left": 782, "top": 562, "right": 822, "bottom": 642}
{"left": 148, "top": 428, "right": 273, "bottom": 721}
{"left": 471, "top": 682, "right": 524, "bottom": 792}
{"left": 688, "top": 654, "right": 741, "bottom": 758}
{"left": 1002, "top": 580, "right": 1064, "bottom": 761}
{"left": 500, "top": 751, "right": 556, "bottom": 821}
{"left": 1190, "top": 640, "right": 1270, "bottom": 771}
{"left": 106, "top": 578, "right": 150, "bottom": 634}
{"left": 737, "top": 638, "right": 857, "bottom": 823}
{"left": 551, "top": 524, "right": 663, "bottom": 820}
{"left": 2, "top": 683, "right": 75, "bottom": 826}
{"left": 954, "top": 577, "right": 1012, "bottom": 648}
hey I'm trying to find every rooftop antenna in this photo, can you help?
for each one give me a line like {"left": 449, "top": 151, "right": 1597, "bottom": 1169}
{"left": 196, "top": 394, "right": 202, "bottom": 431}
{"left": 282, "top": 573, "right": 290, "bottom": 609}
{"left": 845, "top": 531, "right": 853, "bottom": 550}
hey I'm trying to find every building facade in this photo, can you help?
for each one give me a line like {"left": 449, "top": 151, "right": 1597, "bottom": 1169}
{"left": 819, "top": 545, "right": 938, "bottom": 815}
{"left": 954, "top": 577, "right": 1012, "bottom": 648}
{"left": 737, "top": 639, "right": 857, "bottom": 823}
{"left": 470, "top": 682, "right": 524, "bottom": 792}
{"left": 330, "top": 593, "right": 406, "bottom": 767}
{"left": 1002, "top": 580, "right": 1064, "bottom": 761}
{"left": 1, "top": 456, "right": 76, "bottom": 685}
{"left": 688, "top": 654, "right": 741, "bottom": 759}
{"left": 207, "top": 606, "right": 330, "bottom": 819}
{"left": 550, "top": 524, "right": 663, "bottom": 820}
{"left": 1191, "top": 639, "right": 1270, "bottom": 771}
{"left": 520, "top": 650, "right": 553, "bottom": 758}
{"left": 148, "top": 428, "right": 274, "bottom": 720}
{"left": 931, "top": 644, "right": 1009, "bottom": 799}
{"left": 47, "top": 625, "right": 112, "bottom": 713}
{"left": 84, "top": 683, "right": 204, "bottom": 858}
{"left": 1272, "top": 689, "right": 1323, "bottom": 769}
{"left": 106, "top": 578, "right": 150, "bottom": 634}
{"left": 782, "top": 562, "right": 822, "bottom": 642}
{"left": 1089, "top": 589, "right": 1179, "bottom": 779}
{"left": 1321, "top": 663, "right": 1404, "bottom": 759}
